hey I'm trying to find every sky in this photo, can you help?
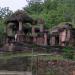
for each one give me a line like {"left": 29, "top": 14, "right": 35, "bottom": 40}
{"left": 0, "top": 0, "right": 28, "bottom": 12}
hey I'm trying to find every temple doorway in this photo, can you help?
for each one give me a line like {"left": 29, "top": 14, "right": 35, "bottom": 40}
{"left": 55, "top": 36, "right": 59, "bottom": 45}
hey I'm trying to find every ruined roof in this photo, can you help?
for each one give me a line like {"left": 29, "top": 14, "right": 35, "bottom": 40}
{"left": 50, "top": 22, "right": 73, "bottom": 34}
{"left": 5, "top": 10, "right": 37, "bottom": 25}
{"left": 57, "top": 22, "right": 73, "bottom": 28}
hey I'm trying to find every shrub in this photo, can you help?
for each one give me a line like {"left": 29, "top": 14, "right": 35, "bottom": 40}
{"left": 63, "top": 47, "right": 74, "bottom": 60}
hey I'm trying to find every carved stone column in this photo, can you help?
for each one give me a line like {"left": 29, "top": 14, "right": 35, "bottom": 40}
{"left": 15, "top": 21, "right": 25, "bottom": 42}
{"left": 60, "top": 29, "right": 67, "bottom": 46}
{"left": 32, "top": 26, "right": 36, "bottom": 43}
{"left": 32, "top": 25, "right": 35, "bottom": 35}
{"left": 50, "top": 36, "right": 55, "bottom": 46}
{"left": 44, "top": 33, "right": 47, "bottom": 46}
{"left": 40, "top": 24, "right": 43, "bottom": 32}
{"left": 7, "top": 23, "right": 13, "bottom": 36}
{"left": 66, "top": 30, "right": 71, "bottom": 41}
{"left": 19, "top": 21, "right": 22, "bottom": 31}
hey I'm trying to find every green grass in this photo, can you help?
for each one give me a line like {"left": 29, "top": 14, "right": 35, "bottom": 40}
{"left": 0, "top": 50, "right": 75, "bottom": 61}
{"left": 37, "top": 54, "right": 65, "bottom": 61}
{"left": 0, "top": 52, "right": 33, "bottom": 60}
{"left": 0, "top": 52, "right": 65, "bottom": 61}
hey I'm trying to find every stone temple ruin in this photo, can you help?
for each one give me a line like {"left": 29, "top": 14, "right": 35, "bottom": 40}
{"left": 50, "top": 22, "right": 75, "bottom": 47}
{"left": 1, "top": 10, "right": 75, "bottom": 51}
{"left": 4, "top": 10, "right": 48, "bottom": 51}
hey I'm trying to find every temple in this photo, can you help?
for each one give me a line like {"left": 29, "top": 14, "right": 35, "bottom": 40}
{"left": 2, "top": 10, "right": 75, "bottom": 51}
{"left": 50, "top": 22, "right": 75, "bottom": 47}
{"left": 4, "top": 10, "right": 48, "bottom": 51}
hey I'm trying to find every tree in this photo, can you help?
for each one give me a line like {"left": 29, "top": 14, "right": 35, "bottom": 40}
{"left": 24, "top": 0, "right": 75, "bottom": 29}
{"left": 24, "top": 0, "right": 43, "bottom": 14}
{"left": 0, "top": 7, "right": 13, "bottom": 19}
{"left": 26, "top": 0, "right": 43, "bottom": 4}
{"left": 0, "top": 7, "right": 13, "bottom": 32}
{"left": 0, "top": 7, "right": 13, "bottom": 43}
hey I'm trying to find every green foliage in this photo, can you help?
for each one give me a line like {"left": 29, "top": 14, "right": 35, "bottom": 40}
{"left": 24, "top": 0, "right": 75, "bottom": 29}
{"left": 0, "top": 7, "right": 13, "bottom": 33}
{"left": 0, "top": 19, "right": 5, "bottom": 32}
{"left": 24, "top": 2, "right": 43, "bottom": 14}
{"left": 63, "top": 47, "right": 74, "bottom": 52}
{"left": 0, "top": 7, "right": 13, "bottom": 19}
{"left": 0, "top": 7, "right": 13, "bottom": 44}
{"left": 63, "top": 47, "right": 74, "bottom": 60}
{"left": 0, "top": 19, "right": 6, "bottom": 46}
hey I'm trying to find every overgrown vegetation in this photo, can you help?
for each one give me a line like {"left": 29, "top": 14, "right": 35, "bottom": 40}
{"left": 0, "top": 0, "right": 75, "bottom": 52}
{"left": 63, "top": 47, "right": 74, "bottom": 59}
{"left": 24, "top": 0, "right": 75, "bottom": 29}
{"left": 0, "top": 0, "right": 75, "bottom": 33}
{"left": 0, "top": 0, "right": 75, "bottom": 37}
{"left": 0, "top": 7, "right": 13, "bottom": 42}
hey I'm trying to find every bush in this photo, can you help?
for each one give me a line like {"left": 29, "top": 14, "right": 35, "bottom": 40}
{"left": 63, "top": 47, "right": 74, "bottom": 60}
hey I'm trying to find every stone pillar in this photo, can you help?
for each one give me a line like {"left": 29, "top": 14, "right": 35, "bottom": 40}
{"left": 60, "top": 30, "right": 67, "bottom": 46}
{"left": 33, "top": 37, "right": 36, "bottom": 43}
{"left": 32, "top": 26, "right": 35, "bottom": 35}
{"left": 32, "top": 26, "right": 36, "bottom": 43}
{"left": 59, "top": 33, "right": 62, "bottom": 46}
{"left": 44, "top": 33, "right": 47, "bottom": 45}
{"left": 7, "top": 23, "right": 13, "bottom": 36}
{"left": 50, "top": 36, "right": 55, "bottom": 46}
{"left": 66, "top": 30, "right": 70, "bottom": 41}
{"left": 40, "top": 24, "right": 43, "bottom": 32}
{"left": 16, "top": 34, "right": 20, "bottom": 42}
{"left": 19, "top": 21, "right": 22, "bottom": 31}
{"left": 16, "top": 22, "right": 25, "bottom": 42}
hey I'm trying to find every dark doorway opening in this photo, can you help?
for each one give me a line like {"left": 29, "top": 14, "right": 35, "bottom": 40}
{"left": 55, "top": 36, "right": 59, "bottom": 45}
